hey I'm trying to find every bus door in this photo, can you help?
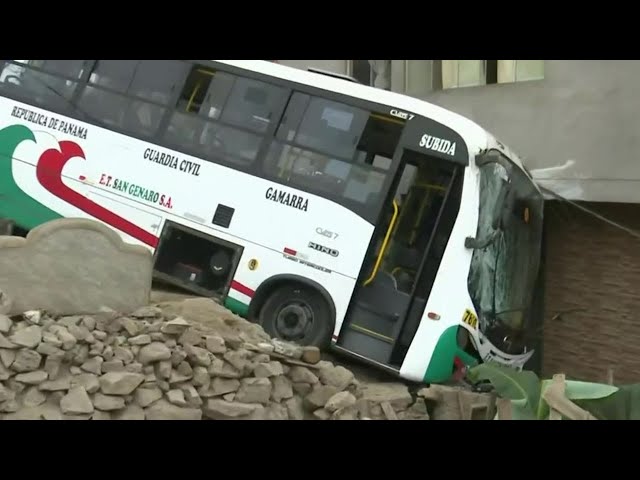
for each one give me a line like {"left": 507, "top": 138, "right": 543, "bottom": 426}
{"left": 337, "top": 149, "right": 463, "bottom": 368}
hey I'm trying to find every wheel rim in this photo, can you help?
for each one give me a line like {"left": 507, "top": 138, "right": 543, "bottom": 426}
{"left": 274, "top": 301, "right": 314, "bottom": 341}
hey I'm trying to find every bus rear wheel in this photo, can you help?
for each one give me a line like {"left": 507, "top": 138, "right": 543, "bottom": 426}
{"left": 258, "top": 283, "right": 333, "bottom": 348}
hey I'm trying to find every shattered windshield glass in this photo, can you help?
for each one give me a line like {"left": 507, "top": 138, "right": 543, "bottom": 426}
{"left": 468, "top": 152, "right": 543, "bottom": 353}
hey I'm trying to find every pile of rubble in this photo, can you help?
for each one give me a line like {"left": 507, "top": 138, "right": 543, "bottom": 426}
{"left": 0, "top": 297, "right": 436, "bottom": 420}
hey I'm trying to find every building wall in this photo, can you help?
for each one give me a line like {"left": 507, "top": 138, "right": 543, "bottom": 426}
{"left": 276, "top": 60, "right": 349, "bottom": 75}
{"left": 542, "top": 201, "right": 640, "bottom": 384}
{"left": 421, "top": 60, "right": 640, "bottom": 204}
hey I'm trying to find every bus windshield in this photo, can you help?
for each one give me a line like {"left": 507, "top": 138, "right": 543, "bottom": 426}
{"left": 468, "top": 151, "right": 543, "bottom": 353}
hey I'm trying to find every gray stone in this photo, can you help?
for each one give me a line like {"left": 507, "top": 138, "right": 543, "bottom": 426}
{"left": 114, "top": 346, "right": 134, "bottom": 364}
{"left": 223, "top": 349, "right": 251, "bottom": 372}
{"left": 178, "top": 328, "right": 203, "bottom": 346}
{"left": 1, "top": 399, "right": 20, "bottom": 413}
{"left": 158, "top": 380, "right": 170, "bottom": 392}
{"left": 0, "top": 333, "right": 17, "bottom": 349}
{"left": 313, "top": 408, "right": 331, "bottom": 420}
{"left": 99, "top": 372, "right": 145, "bottom": 395}
{"left": 71, "top": 373, "right": 100, "bottom": 394}
{"left": 325, "top": 391, "right": 357, "bottom": 413}
{"left": 57, "top": 316, "right": 82, "bottom": 328}
{"left": 15, "top": 370, "right": 48, "bottom": 385}
{"left": 257, "top": 342, "right": 275, "bottom": 354}
{"left": 177, "top": 361, "right": 193, "bottom": 377}
{"left": 0, "top": 288, "right": 10, "bottom": 316}
{"left": 93, "top": 330, "right": 107, "bottom": 341}
{"left": 102, "top": 346, "right": 114, "bottom": 361}
{"left": 135, "top": 387, "right": 163, "bottom": 408}
{"left": 146, "top": 321, "right": 164, "bottom": 333}
{"left": 166, "top": 389, "right": 187, "bottom": 406}
{"left": 205, "top": 335, "right": 226, "bottom": 354}
{"left": 186, "top": 345, "right": 211, "bottom": 367}
{"left": 160, "top": 317, "right": 190, "bottom": 335}
{"left": 253, "top": 353, "right": 271, "bottom": 363}
{"left": 222, "top": 393, "right": 235, "bottom": 402}
{"left": 271, "top": 375, "right": 294, "bottom": 402}
{"left": 305, "top": 385, "right": 340, "bottom": 410}
{"left": 113, "top": 404, "right": 145, "bottom": 420}
{"left": 208, "top": 358, "right": 242, "bottom": 379}
{"left": 125, "top": 362, "right": 143, "bottom": 373}
{"left": 302, "top": 346, "right": 321, "bottom": 364}
{"left": 89, "top": 341, "right": 105, "bottom": 356}
{"left": 44, "top": 354, "right": 63, "bottom": 379}
{"left": 150, "top": 332, "right": 164, "bottom": 341}
{"left": 129, "top": 334, "right": 151, "bottom": 345}
{"left": 52, "top": 326, "right": 77, "bottom": 351}
{"left": 93, "top": 393, "right": 125, "bottom": 411}
{"left": 170, "top": 349, "right": 187, "bottom": 367}
{"left": 0, "top": 218, "right": 153, "bottom": 316}
{"left": 23, "top": 386, "right": 47, "bottom": 407}
{"left": 72, "top": 344, "right": 89, "bottom": 365}
{"left": 254, "top": 361, "right": 284, "bottom": 378}
{"left": 131, "top": 306, "right": 162, "bottom": 319}
{"left": 120, "top": 317, "right": 140, "bottom": 337}
{"left": 7, "top": 377, "right": 25, "bottom": 393}
{"left": 69, "top": 366, "right": 82, "bottom": 375}
{"left": 361, "top": 383, "right": 413, "bottom": 410}
{"left": 23, "top": 310, "right": 42, "bottom": 325}
{"left": 81, "top": 356, "right": 103, "bottom": 375}
{"left": 138, "top": 342, "right": 171, "bottom": 364}
{"left": 203, "top": 399, "right": 264, "bottom": 419}
{"left": 60, "top": 386, "right": 94, "bottom": 415}
{"left": 68, "top": 324, "right": 91, "bottom": 342}
{"left": 292, "top": 382, "right": 313, "bottom": 396}
{"left": 102, "top": 359, "right": 125, "bottom": 373}
{"left": 155, "top": 360, "right": 172, "bottom": 380}
{"left": 12, "top": 349, "right": 42, "bottom": 372}
{"left": 0, "top": 360, "right": 11, "bottom": 380}
{"left": 272, "top": 339, "right": 303, "bottom": 359}
{"left": 192, "top": 366, "right": 210, "bottom": 388}
{"left": 288, "top": 366, "right": 320, "bottom": 384}
{"left": 0, "top": 349, "right": 15, "bottom": 368}
{"left": 36, "top": 342, "right": 63, "bottom": 356}
{"left": 264, "top": 403, "right": 289, "bottom": 420}
{"left": 92, "top": 410, "right": 111, "bottom": 420}
{"left": 42, "top": 331, "right": 62, "bottom": 347}
{"left": 169, "top": 369, "right": 192, "bottom": 385}
{"left": 211, "top": 377, "right": 241, "bottom": 396}
{"left": 81, "top": 316, "right": 97, "bottom": 331}
{"left": 0, "top": 315, "right": 12, "bottom": 333}
{"left": 331, "top": 405, "right": 359, "bottom": 420}
{"left": 285, "top": 396, "right": 305, "bottom": 420}
{"left": 40, "top": 375, "right": 72, "bottom": 392}
{"left": 181, "top": 385, "right": 202, "bottom": 408}
{"left": 0, "top": 383, "right": 13, "bottom": 402}
{"left": 145, "top": 399, "right": 202, "bottom": 420}
{"left": 235, "top": 377, "right": 272, "bottom": 404}
{"left": 318, "top": 366, "right": 354, "bottom": 391}
{"left": 164, "top": 339, "right": 177, "bottom": 349}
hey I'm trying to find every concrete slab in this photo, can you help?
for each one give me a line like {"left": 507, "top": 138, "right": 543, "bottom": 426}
{"left": 0, "top": 218, "right": 153, "bottom": 315}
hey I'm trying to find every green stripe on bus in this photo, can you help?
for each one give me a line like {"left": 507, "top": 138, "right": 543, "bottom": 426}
{"left": 224, "top": 296, "right": 249, "bottom": 318}
{"left": 423, "top": 326, "right": 478, "bottom": 384}
{"left": 0, "top": 124, "right": 62, "bottom": 228}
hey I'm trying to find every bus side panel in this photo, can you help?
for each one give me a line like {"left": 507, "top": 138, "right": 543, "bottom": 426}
{"left": 0, "top": 97, "right": 374, "bottom": 333}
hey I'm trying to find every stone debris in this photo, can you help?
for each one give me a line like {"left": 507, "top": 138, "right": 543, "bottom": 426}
{"left": 0, "top": 298, "right": 466, "bottom": 421}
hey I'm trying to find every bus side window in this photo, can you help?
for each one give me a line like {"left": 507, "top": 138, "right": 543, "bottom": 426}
{"left": 0, "top": 60, "right": 88, "bottom": 112}
{"left": 164, "top": 64, "right": 286, "bottom": 169}
{"left": 76, "top": 60, "right": 189, "bottom": 138}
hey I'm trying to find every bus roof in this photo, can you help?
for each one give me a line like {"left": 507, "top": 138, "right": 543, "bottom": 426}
{"left": 215, "top": 60, "right": 494, "bottom": 158}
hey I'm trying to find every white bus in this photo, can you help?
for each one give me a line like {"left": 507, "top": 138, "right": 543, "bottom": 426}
{"left": 0, "top": 60, "right": 544, "bottom": 384}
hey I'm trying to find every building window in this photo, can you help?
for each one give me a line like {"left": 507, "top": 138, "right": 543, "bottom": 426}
{"left": 440, "top": 60, "right": 544, "bottom": 89}
{"left": 351, "top": 60, "right": 373, "bottom": 85}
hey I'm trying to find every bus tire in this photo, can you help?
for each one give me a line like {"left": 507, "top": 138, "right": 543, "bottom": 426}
{"left": 258, "top": 283, "right": 333, "bottom": 348}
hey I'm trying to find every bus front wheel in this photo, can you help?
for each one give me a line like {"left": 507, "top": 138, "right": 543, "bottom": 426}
{"left": 258, "top": 283, "right": 333, "bottom": 349}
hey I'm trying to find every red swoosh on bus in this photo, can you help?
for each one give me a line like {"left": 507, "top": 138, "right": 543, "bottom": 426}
{"left": 35, "top": 140, "right": 159, "bottom": 248}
